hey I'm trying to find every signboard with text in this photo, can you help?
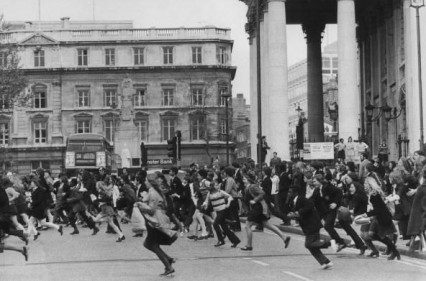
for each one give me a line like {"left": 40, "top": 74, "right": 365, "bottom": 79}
{"left": 147, "top": 159, "right": 173, "bottom": 165}
{"left": 75, "top": 152, "right": 96, "bottom": 166}
{"left": 303, "top": 142, "right": 334, "bottom": 160}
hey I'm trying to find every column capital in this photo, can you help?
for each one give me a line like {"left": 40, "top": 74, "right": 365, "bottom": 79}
{"left": 302, "top": 21, "right": 326, "bottom": 44}
{"left": 267, "top": 0, "right": 286, "bottom": 3}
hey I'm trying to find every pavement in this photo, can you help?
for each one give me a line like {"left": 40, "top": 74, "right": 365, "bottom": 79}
{"left": 2, "top": 220, "right": 426, "bottom": 281}
{"left": 240, "top": 216, "right": 426, "bottom": 260}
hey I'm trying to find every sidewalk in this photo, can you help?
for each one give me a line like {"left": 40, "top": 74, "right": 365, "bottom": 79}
{"left": 240, "top": 216, "right": 426, "bottom": 261}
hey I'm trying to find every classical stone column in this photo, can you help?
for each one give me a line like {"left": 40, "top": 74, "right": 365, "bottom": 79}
{"left": 260, "top": 7, "right": 270, "bottom": 157}
{"left": 303, "top": 21, "right": 325, "bottom": 142}
{"left": 338, "top": 0, "right": 359, "bottom": 142}
{"left": 249, "top": 36, "right": 258, "bottom": 160}
{"left": 267, "top": 0, "right": 289, "bottom": 160}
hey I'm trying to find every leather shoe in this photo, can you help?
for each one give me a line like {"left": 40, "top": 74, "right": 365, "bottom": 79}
{"left": 284, "top": 237, "right": 291, "bottom": 248}
{"left": 240, "top": 246, "right": 253, "bottom": 251}
{"left": 58, "top": 226, "right": 63, "bottom": 236}
{"left": 22, "top": 246, "right": 28, "bottom": 262}
{"left": 359, "top": 245, "right": 368, "bottom": 255}
{"left": 116, "top": 235, "right": 125, "bottom": 242}
{"left": 214, "top": 241, "right": 225, "bottom": 247}
{"left": 336, "top": 243, "right": 347, "bottom": 252}
{"left": 33, "top": 232, "right": 40, "bottom": 241}
{"left": 231, "top": 241, "right": 240, "bottom": 248}
{"left": 159, "top": 268, "right": 175, "bottom": 277}
{"left": 92, "top": 227, "right": 99, "bottom": 236}
{"left": 368, "top": 251, "right": 379, "bottom": 258}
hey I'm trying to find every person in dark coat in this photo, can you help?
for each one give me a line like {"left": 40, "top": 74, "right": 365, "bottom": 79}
{"left": 361, "top": 176, "right": 400, "bottom": 260}
{"left": 311, "top": 174, "right": 346, "bottom": 252}
{"left": 287, "top": 185, "right": 333, "bottom": 269}
{"left": 278, "top": 162, "right": 292, "bottom": 225}
{"left": 27, "top": 176, "right": 63, "bottom": 240}
{"left": 407, "top": 166, "right": 426, "bottom": 250}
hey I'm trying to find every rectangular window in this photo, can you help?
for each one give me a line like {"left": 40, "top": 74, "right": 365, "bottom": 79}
{"left": 31, "top": 160, "right": 50, "bottom": 171}
{"left": 220, "top": 119, "right": 226, "bottom": 135}
{"left": 191, "top": 88, "right": 203, "bottom": 106}
{"left": 219, "top": 88, "right": 228, "bottom": 106}
{"left": 0, "top": 52, "right": 7, "bottom": 67}
{"left": 104, "top": 120, "right": 114, "bottom": 142}
{"left": 135, "top": 120, "right": 148, "bottom": 142}
{"left": 34, "top": 50, "right": 45, "bottom": 67}
{"left": 76, "top": 88, "right": 90, "bottom": 107}
{"left": 0, "top": 123, "right": 9, "bottom": 145}
{"left": 34, "top": 89, "right": 47, "bottom": 108}
{"left": 217, "top": 46, "right": 227, "bottom": 64}
{"left": 162, "top": 119, "right": 175, "bottom": 140}
{"left": 76, "top": 120, "right": 91, "bottom": 134}
{"left": 192, "top": 47, "right": 202, "bottom": 64}
{"left": 191, "top": 117, "right": 205, "bottom": 140}
{"left": 77, "top": 49, "right": 88, "bottom": 66}
{"left": 162, "top": 88, "right": 174, "bottom": 106}
{"left": 104, "top": 88, "right": 117, "bottom": 107}
{"left": 132, "top": 158, "right": 140, "bottom": 167}
{"left": 322, "top": 58, "right": 331, "bottom": 69}
{"left": 105, "top": 48, "right": 115, "bottom": 66}
{"left": 134, "top": 48, "right": 144, "bottom": 65}
{"left": 163, "top": 47, "right": 174, "bottom": 64}
{"left": 0, "top": 95, "right": 9, "bottom": 109}
{"left": 134, "top": 89, "right": 146, "bottom": 107}
{"left": 34, "top": 121, "right": 47, "bottom": 143}
{"left": 332, "top": 58, "right": 338, "bottom": 69}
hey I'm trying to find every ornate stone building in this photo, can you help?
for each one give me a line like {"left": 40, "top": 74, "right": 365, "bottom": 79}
{"left": 0, "top": 19, "right": 236, "bottom": 174}
{"left": 241, "top": 0, "right": 426, "bottom": 162}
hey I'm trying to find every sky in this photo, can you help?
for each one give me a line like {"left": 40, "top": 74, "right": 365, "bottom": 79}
{"left": 1, "top": 0, "right": 337, "bottom": 103}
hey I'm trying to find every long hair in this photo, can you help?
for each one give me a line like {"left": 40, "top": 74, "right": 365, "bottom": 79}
{"left": 364, "top": 176, "right": 384, "bottom": 197}
{"left": 147, "top": 178, "right": 166, "bottom": 202}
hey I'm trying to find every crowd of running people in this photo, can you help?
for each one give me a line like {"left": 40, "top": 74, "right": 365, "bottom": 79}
{"left": 1, "top": 149, "right": 426, "bottom": 275}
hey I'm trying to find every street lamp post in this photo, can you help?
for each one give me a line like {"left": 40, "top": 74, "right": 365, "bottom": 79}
{"left": 221, "top": 91, "right": 232, "bottom": 166}
{"left": 110, "top": 102, "right": 118, "bottom": 147}
{"left": 411, "top": 0, "right": 425, "bottom": 150}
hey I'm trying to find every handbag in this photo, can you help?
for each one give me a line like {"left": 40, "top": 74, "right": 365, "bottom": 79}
{"left": 354, "top": 214, "right": 371, "bottom": 225}
{"left": 337, "top": 206, "right": 353, "bottom": 223}
{"left": 131, "top": 204, "right": 146, "bottom": 234}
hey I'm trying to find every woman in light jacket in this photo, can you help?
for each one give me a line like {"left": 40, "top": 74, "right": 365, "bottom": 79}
{"left": 136, "top": 179, "right": 177, "bottom": 277}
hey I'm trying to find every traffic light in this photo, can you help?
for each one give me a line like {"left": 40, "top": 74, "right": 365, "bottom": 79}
{"left": 296, "top": 124, "right": 304, "bottom": 149}
{"left": 167, "top": 137, "right": 177, "bottom": 159}
{"left": 140, "top": 141, "right": 147, "bottom": 167}
{"left": 176, "top": 130, "right": 181, "bottom": 161}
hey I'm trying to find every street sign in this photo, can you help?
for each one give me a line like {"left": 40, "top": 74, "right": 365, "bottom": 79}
{"left": 147, "top": 159, "right": 173, "bottom": 165}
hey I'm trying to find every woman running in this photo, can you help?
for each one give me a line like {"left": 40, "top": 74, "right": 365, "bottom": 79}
{"left": 240, "top": 171, "right": 291, "bottom": 251}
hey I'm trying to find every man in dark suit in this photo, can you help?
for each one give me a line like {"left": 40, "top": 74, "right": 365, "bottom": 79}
{"left": 311, "top": 174, "right": 347, "bottom": 252}
{"left": 287, "top": 185, "right": 333, "bottom": 269}
{"left": 169, "top": 167, "right": 184, "bottom": 224}
{"left": 278, "top": 162, "right": 292, "bottom": 225}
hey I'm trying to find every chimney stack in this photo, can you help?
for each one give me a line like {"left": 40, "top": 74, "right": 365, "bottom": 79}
{"left": 60, "top": 17, "right": 70, "bottom": 29}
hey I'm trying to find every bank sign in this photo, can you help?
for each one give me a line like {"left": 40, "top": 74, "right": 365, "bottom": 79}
{"left": 147, "top": 159, "right": 173, "bottom": 165}
{"left": 303, "top": 142, "right": 334, "bottom": 160}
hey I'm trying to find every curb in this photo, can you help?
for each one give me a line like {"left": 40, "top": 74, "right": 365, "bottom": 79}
{"left": 239, "top": 217, "right": 426, "bottom": 261}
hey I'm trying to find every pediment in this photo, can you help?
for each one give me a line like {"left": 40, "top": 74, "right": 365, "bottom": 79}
{"left": 134, "top": 111, "right": 149, "bottom": 118}
{"left": 73, "top": 112, "right": 93, "bottom": 119}
{"left": 101, "top": 111, "right": 120, "bottom": 118}
{"left": 188, "top": 109, "right": 206, "bottom": 116}
{"left": 19, "top": 33, "right": 58, "bottom": 46}
{"left": 160, "top": 110, "right": 179, "bottom": 116}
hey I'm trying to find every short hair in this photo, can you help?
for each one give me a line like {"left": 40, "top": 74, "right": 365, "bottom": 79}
{"left": 263, "top": 167, "right": 272, "bottom": 177}
{"left": 170, "top": 166, "right": 179, "bottom": 175}
{"left": 225, "top": 167, "right": 235, "bottom": 177}
{"left": 197, "top": 169, "right": 207, "bottom": 178}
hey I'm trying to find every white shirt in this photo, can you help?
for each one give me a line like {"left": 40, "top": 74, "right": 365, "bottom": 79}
{"left": 271, "top": 175, "right": 280, "bottom": 195}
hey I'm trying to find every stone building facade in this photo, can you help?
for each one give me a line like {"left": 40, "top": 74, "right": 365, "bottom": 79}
{"left": 0, "top": 19, "right": 236, "bottom": 174}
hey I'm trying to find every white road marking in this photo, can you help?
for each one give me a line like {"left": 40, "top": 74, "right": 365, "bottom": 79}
{"left": 282, "top": 271, "right": 314, "bottom": 281}
{"left": 252, "top": 260, "right": 269, "bottom": 266}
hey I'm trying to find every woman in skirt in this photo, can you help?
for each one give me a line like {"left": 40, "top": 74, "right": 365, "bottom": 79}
{"left": 136, "top": 179, "right": 177, "bottom": 277}
{"left": 240, "top": 171, "right": 291, "bottom": 251}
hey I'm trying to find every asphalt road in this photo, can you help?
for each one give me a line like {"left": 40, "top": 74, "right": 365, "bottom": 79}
{"left": 2, "top": 223, "right": 426, "bottom": 281}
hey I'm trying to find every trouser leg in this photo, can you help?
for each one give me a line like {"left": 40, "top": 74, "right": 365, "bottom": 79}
{"left": 339, "top": 219, "right": 365, "bottom": 249}
{"left": 305, "top": 233, "right": 330, "bottom": 265}
{"left": 323, "top": 212, "right": 344, "bottom": 244}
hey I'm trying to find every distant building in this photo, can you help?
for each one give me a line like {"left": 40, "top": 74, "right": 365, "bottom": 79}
{"left": 232, "top": 93, "right": 250, "bottom": 160}
{"left": 0, "top": 19, "right": 236, "bottom": 174}
{"left": 288, "top": 41, "right": 339, "bottom": 145}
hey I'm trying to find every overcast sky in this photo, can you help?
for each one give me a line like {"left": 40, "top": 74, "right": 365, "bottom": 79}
{"left": 1, "top": 0, "right": 337, "bottom": 103}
